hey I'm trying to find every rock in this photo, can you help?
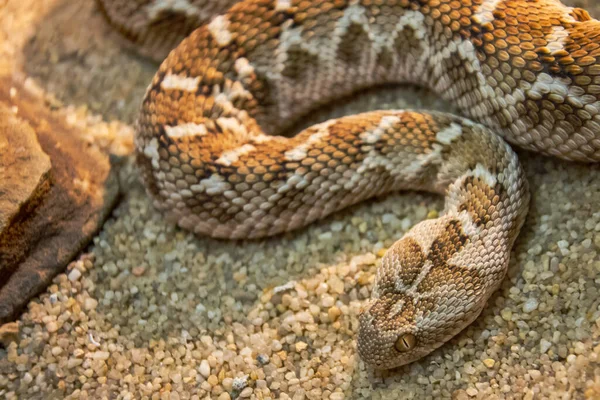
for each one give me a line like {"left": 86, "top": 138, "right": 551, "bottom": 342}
{"left": 0, "top": 105, "right": 52, "bottom": 238}
{"left": 0, "top": 77, "right": 120, "bottom": 324}
{"left": 0, "top": 321, "right": 19, "bottom": 346}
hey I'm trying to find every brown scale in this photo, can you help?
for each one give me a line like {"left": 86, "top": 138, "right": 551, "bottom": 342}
{"left": 367, "top": 293, "right": 417, "bottom": 332}
{"left": 378, "top": 237, "right": 427, "bottom": 291}
{"left": 416, "top": 220, "right": 482, "bottom": 294}
{"left": 458, "top": 175, "right": 508, "bottom": 229}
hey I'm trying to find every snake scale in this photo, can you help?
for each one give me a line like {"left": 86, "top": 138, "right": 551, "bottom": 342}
{"left": 97, "top": 0, "right": 600, "bottom": 369}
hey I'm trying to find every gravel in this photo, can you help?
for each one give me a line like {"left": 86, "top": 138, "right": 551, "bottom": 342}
{"left": 1, "top": 0, "right": 600, "bottom": 399}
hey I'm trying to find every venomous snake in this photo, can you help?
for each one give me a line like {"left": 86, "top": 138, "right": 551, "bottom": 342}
{"left": 98, "top": 0, "right": 600, "bottom": 369}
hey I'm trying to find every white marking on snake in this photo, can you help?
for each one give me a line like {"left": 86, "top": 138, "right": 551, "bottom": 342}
{"left": 545, "top": 26, "right": 570, "bottom": 53}
{"left": 284, "top": 120, "right": 335, "bottom": 161}
{"left": 452, "top": 210, "right": 481, "bottom": 236}
{"left": 252, "top": 134, "right": 277, "bottom": 144}
{"left": 360, "top": 115, "right": 401, "bottom": 143}
{"left": 143, "top": 138, "right": 160, "bottom": 169}
{"left": 208, "top": 15, "right": 233, "bottom": 47}
{"left": 215, "top": 117, "right": 251, "bottom": 137}
{"left": 192, "top": 174, "right": 231, "bottom": 195}
{"left": 146, "top": 0, "right": 200, "bottom": 20}
{"left": 164, "top": 123, "right": 208, "bottom": 138}
{"left": 436, "top": 123, "right": 463, "bottom": 144}
{"left": 473, "top": 0, "right": 504, "bottom": 25}
{"left": 527, "top": 72, "right": 570, "bottom": 100}
{"left": 405, "top": 260, "right": 434, "bottom": 297}
{"left": 275, "top": 0, "right": 292, "bottom": 11}
{"left": 216, "top": 144, "right": 257, "bottom": 166}
{"left": 212, "top": 82, "right": 254, "bottom": 118}
{"left": 390, "top": 298, "right": 406, "bottom": 318}
{"left": 161, "top": 74, "right": 200, "bottom": 91}
{"left": 471, "top": 163, "right": 498, "bottom": 187}
{"left": 234, "top": 58, "right": 255, "bottom": 79}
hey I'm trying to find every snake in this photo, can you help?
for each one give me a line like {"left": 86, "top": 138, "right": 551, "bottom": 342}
{"left": 97, "top": 0, "right": 600, "bottom": 369}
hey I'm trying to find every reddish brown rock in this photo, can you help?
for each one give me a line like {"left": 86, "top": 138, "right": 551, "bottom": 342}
{"left": 0, "top": 77, "right": 120, "bottom": 324}
{"left": 0, "top": 104, "right": 52, "bottom": 267}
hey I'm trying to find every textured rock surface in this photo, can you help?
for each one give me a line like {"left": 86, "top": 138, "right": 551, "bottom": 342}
{"left": 0, "top": 77, "right": 120, "bottom": 324}
{"left": 0, "top": 105, "right": 52, "bottom": 237}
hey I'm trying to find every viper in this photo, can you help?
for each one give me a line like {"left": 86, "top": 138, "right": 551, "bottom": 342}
{"left": 97, "top": 0, "right": 600, "bottom": 369}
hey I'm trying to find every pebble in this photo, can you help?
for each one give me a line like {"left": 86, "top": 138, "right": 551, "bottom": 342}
{"left": 327, "top": 276, "right": 345, "bottom": 294}
{"left": 540, "top": 339, "right": 552, "bottom": 354}
{"left": 232, "top": 376, "right": 248, "bottom": 391}
{"left": 328, "top": 306, "right": 342, "bottom": 321}
{"left": 0, "top": 322, "right": 19, "bottom": 345}
{"left": 67, "top": 268, "right": 82, "bottom": 281}
{"left": 45, "top": 321, "right": 58, "bottom": 333}
{"left": 84, "top": 298, "right": 98, "bottom": 311}
{"left": 295, "top": 341, "right": 308, "bottom": 352}
{"left": 256, "top": 354, "right": 269, "bottom": 365}
{"left": 92, "top": 351, "right": 110, "bottom": 360}
{"left": 523, "top": 298, "right": 539, "bottom": 313}
{"left": 199, "top": 360, "right": 210, "bottom": 377}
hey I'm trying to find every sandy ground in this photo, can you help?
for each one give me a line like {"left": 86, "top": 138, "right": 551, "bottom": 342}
{"left": 1, "top": 0, "right": 600, "bottom": 399}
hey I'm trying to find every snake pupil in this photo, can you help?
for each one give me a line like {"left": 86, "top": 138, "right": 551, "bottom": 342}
{"left": 395, "top": 333, "right": 416, "bottom": 352}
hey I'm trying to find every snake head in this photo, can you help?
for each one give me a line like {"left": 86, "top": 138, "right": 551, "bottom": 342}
{"left": 357, "top": 287, "right": 487, "bottom": 369}
{"left": 357, "top": 220, "right": 494, "bottom": 369}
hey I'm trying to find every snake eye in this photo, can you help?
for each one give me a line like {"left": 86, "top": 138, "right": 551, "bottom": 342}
{"left": 395, "top": 333, "right": 416, "bottom": 352}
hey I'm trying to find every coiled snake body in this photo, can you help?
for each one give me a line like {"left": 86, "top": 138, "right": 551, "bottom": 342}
{"left": 99, "top": 0, "right": 600, "bottom": 369}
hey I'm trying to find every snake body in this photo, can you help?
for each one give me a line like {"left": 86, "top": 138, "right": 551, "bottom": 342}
{"left": 98, "top": 0, "right": 600, "bottom": 369}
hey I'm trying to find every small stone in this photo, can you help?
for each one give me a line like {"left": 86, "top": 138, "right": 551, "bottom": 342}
{"left": 46, "top": 321, "right": 59, "bottom": 333}
{"left": 92, "top": 351, "right": 110, "bottom": 360}
{"left": 67, "top": 358, "right": 83, "bottom": 369}
{"left": 522, "top": 298, "right": 539, "bottom": 313}
{"left": 295, "top": 341, "right": 308, "bottom": 352}
{"left": 22, "top": 372, "right": 33, "bottom": 385}
{"left": 540, "top": 339, "right": 552, "bottom": 354}
{"left": 68, "top": 268, "right": 82, "bottom": 281}
{"left": 328, "top": 306, "right": 341, "bottom": 321}
{"left": 432, "top": 368, "right": 445, "bottom": 379}
{"left": 84, "top": 297, "right": 98, "bottom": 311}
{"left": 232, "top": 375, "right": 248, "bottom": 391}
{"left": 483, "top": 358, "right": 496, "bottom": 368}
{"left": 327, "top": 276, "right": 344, "bottom": 294}
{"left": 256, "top": 354, "right": 269, "bottom": 365}
{"left": 295, "top": 311, "right": 313, "bottom": 323}
{"left": 321, "top": 296, "right": 334, "bottom": 308}
{"left": 466, "top": 387, "right": 478, "bottom": 397}
{"left": 427, "top": 209, "right": 438, "bottom": 219}
{"left": 0, "top": 322, "right": 19, "bottom": 345}
{"left": 199, "top": 360, "right": 210, "bottom": 378}
{"left": 132, "top": 266, "right": 146, "bottom": 276}
{"left": 207, "top": 375, "right": 219, "bottom": 386}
